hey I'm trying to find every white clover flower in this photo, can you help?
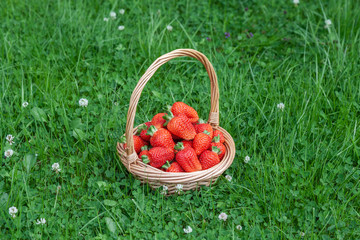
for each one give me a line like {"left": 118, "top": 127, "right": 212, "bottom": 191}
{"left": 175, "top": 184, "right": 183, "bottom": 194}
{"left": 113, "top": 102, "right": 119, "bottom": 106}
{"left": 236, "top": 225, "right": 242, "bottom": 230}
{"left": 110, "top": 11, "right": 116, "bottom": 19}
{"left": 79, "top": 98, "right": 88, "bottom": 107}
{"left": 160, "top": 185, "right": 168, "bottom": 195}
{"left": 4, "top": 149, "right": 14, "bottom": 158}
{"left": 118, "top": 25, "right": 125, "bottom": 31}
{"left": 9, "top": 206, "right": 18, "bottom": 218}
{"left": 35, "top": 153, "right": 38, "bottom": 157}
{"left": 166, "top": 25, "right": 173, "bottom": 31}
{"left": 225, "top": 175, "right": 232, "bottom": 182}
{"left": 325, "top": 19, "right": 332, "bottom": 29}
{"left": 277, "top": 103, "right": 285, "bottom": 111}
{"left": 218, "top": 212, "right": 228, "bottom": 221}
{"left": 22, "top": 102, "right": 29, "bottom": 108}
{"left": 6, "top": 134, "right": 15, "bottom": 145}
{"left": 52, "top": 163, "right": 61, "bottom": 173}
{"left": 36, "top": 218, "right": 46, "bottom": 225}
{"left": 244, "top": 155, "right": 250, "bottom": 164}
{"left": 183, "top": 226, "right": 192, "bottom": 234}
{"left": 299, "top": 232, "right": 305, "bottom": 237}
{"left": 293, "top": 0, "right": 299, "bottom": 4}
{"left": 103, "top": 17, "right": 109, "bottom": 22}
{"left": 119, "top": 9, "right": 125, "bottom": 15}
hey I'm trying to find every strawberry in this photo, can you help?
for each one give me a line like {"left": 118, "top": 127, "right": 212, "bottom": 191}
{"left": 139, "top": 145, "right": 150, "bottom": 159}
{"left": 164, "top": 114, "right": 196, "bottom": 140}
{"left": 147, "top": 126, "right": 175, "bottom": 150}
{"left": 121, "top": 135, "right": 148, "bottom": 154}
{"left": 174, "top": 140, "right": 193, "bottom": 153}
{"left": 199, "top": 146, "right": 221, "bottom": 170}
{"left": 151, "top": 113, "right": 167, "bottom": 129}
{"left": 171, "top": 102, "right": 199, "bottom": 123}
{"left": 139, "top": 122, "right": 152, "bottom": 142}
{"left": 174, "top": 142, "right": 202, "bottom": 172}
{"left": 195, "top": 123, "right": 213, "bottom": 139}
{"left": 162, "top": 161, "right": 184, "bottom": 172}
{"left": 182, "top": 140, "right": 193, "bottom": 148}
{"left": 209, "top": 142, "right": 226, "bottom": 161}
{"left": 148, "top": 147, "right": 175, "bottom": 168}
{"left": 193, "top": 131, "right": 212, "bottom": 155}
{"left": 213, "top": 130, "right": 225, "bottom": 144}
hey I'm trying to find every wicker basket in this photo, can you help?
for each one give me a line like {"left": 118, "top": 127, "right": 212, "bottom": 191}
{"left": 116, "top": 49, "right": 235, "bottom": 195}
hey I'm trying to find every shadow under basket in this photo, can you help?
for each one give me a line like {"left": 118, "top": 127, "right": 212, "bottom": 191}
{"left": 116, "top": 49, "right": 236, "bottom": 195}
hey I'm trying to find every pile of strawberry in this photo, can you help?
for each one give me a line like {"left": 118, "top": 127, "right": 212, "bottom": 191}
{"left": 122, "top": 102, "right": 226, "bottom": 172}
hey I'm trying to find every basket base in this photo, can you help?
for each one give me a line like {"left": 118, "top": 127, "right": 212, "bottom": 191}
{"left": 116, "top": 125, "right": 235, "bottom": 195}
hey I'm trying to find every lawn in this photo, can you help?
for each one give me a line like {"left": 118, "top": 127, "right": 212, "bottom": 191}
{"left": 1, "top": 0, "right": 360, "bottom": 239}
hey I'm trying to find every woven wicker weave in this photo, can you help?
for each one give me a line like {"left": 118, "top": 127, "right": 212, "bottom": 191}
{"left": 116, "top": 49, "right": 235, "bottom": 194}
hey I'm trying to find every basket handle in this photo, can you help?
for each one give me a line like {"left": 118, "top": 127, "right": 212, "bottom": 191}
{"left": 124, "top": 49, "right": 219, "bottom": 163}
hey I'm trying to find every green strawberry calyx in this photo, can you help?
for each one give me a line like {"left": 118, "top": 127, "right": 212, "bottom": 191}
{"left": 161, "top": 161, "right": 171, "bottom": 169}
{"left": 141, "top": 145, "right": 149, "bottom": 151}
{"left": 174, "top": 142, "right": 185, "bottom": 151}
{"left": 212, "top": 146, "right": 221, "bottom": 154}
{"left": 141, "top": 155, "right": 150, "bottom": 164}
{"left": 203, "top": 130, "right": 210, "bottom": 136}
{"left": 138, "top": 124, "right": 148, "bottom": 131}
{"left": 146, "top": 125, "right": 158, "bottom": 136}
{"left": 198, "top": 119, "right": 206, "bottom": 124}
{"left": 162, "top": 112, "right": 173, "bottom": 126}
{"left": 212, "top": 135, "right": 220, "bottom": 143}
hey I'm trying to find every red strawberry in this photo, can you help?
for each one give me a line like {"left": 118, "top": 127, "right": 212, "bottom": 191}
{"left": 148, "top": 147, "right": 175, "bottom": 168}
{"left": 165, "top": 114, "right": 196, "bottom": 140}
{"left": 151, "top": 113, "right": 167, "bottom": 129}
{"left": 182, "top": 140, "right": 193, "bottom": 148}
{"left": 147, "top": 126, "right": 175, "bottom": 150}
{"left": 199, "top": 146, "right": 221, "bottom": 170}
{"left": 211, "top": 135, "right": 226, "bottom": 159}
{"left": 171, "top": 102, "right": 199, "bottom": 123}
{"left": 139, "top": 122, "right": 152, "bottom": 142}
{"left": 193, "top": 132, "right": 212, "bottom": 155}
{"left": 210, "top": 142, "right": 226, "bottom": 160}
{"left": 213, "top": 130, "right": 225, "bottom": 144}
{"left": 139, "top": 145, "right": 150, "bottom": 159}
{"left": 195, "top": 123, "right": 213, "bottom": 139}
{"left": 121, "top": 135, "right": 148, "bottom": 154}
{"left": 174, "top": 141, "right": 193, "bottom": 153}
{"left": 174, "top": 143, "right": 202, "bottom": 172}
{"left": 162, "top": 161, "right": 184, "bottom": 172}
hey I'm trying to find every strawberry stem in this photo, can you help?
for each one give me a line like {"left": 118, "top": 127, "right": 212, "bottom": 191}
{"left": 138, "top": 124, "right": 148, "bottom": 131}
{"left": 146, "top": 125, "right": 157, "bottom": 136}
{"left": 203, "top": 130, "right": 210, "bottom": 135}
{"left": 141, "top": 145, "right": 149, "bottom": 151}
{"left": 162, "top": 113, "right": 172, "bottom": 126}
{"left": 198, "top": 119, "right": 206, "bottom": 124}
{"left": 161, "top": 161, "right": 171, "bottom": 169}
{"left": 212, "top": 146, "right": 221, "bottom": 154}
{"left": 212, "top": 135, "right": 220, "bottom": 143}
{"left": 174, "top": 142, "right": 185, "bottom": 151}
{"left": 141, "top": 155, "right": 150, "bottom": 164}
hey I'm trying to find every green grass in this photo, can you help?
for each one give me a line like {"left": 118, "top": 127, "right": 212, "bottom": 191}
{"left": 1, "top": 0, "right": 360, "bottom": 239}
